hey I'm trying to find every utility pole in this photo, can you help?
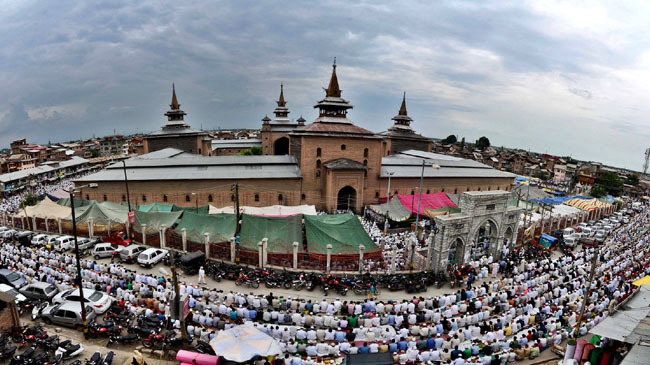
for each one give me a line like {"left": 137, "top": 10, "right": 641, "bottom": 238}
{"left": 168, "top": 251, "right": 185, "bottom": 339}
{"left": 384, "top": 172, "right": 394, "bottom": 235}
{"left": 574, "top": 244, "right": 599, "bottom": 340}
{"left": 411, "top": 159, "right": 426, "bottom": 271}
{"left": 232, "top": 183, "right": 240, "bottom": 263}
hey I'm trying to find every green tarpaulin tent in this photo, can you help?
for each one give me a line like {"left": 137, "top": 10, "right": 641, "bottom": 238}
{"left": 172, "top": 205, "right": 210, "bottom": 215}
{"left": 139, "top": 203, "right": 174, "bottom": 212}
{"left": 174, "top": 211, "right": 236, "bottom": 243}
{"left": 304, "top": 214, "right": 378, "bottom": 255}
{"left": 367, "top": 197, "right": 412, "bottom": 221}
{"left": 69, "top": 201, "right": 128, "bottom": 223}
{"left": 239, "top": 214, "right": 303, "bottom": 253}
{"left": 133, "top": 210, "right": 183, "bottom": 234}
{"left": 57, "top": 197, "right": 93, "bottom": 208}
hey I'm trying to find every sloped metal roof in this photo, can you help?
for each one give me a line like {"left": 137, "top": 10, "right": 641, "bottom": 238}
{"left": 590, "top": 285, "right": 650, "bottom": 344}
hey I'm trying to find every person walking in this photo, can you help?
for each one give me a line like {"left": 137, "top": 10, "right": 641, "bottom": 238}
{"left": 198, "top": 266, "right": 207, "bottom": 284}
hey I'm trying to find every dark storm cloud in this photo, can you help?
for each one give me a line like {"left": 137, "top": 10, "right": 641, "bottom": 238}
{"left": 0, "top": 0, "right": 647, "bottom": 168}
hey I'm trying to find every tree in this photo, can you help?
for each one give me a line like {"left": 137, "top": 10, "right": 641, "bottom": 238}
{"left": 535, "top": 172, "right": 548, "bottom": 181}
{"left": 239, "top": 146, "right": 263, "bottom": 156}
{"left": 595, "top": 171, "right": 624, "bottom": 196}
{"left": 476, "top": 136, "right": 491, "bottom": 150}
{"left": 625, "top": 174, "right": 639, "bottom": 186}
{"left": 590, "top": 185, "right": 607, "bottom": 198}
{"left": 19, "top": 193, "right": 38, "bottom": 208}
{"left": 89, "top": 148, "right": 100, "bottom": 158}
{"left": 459, "top": 137, "right": 465, "bottom": 151}
{"left": 442, "top": 135, "right": 457, "bottom": 144}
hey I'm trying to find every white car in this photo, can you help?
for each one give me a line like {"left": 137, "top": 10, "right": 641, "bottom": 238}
{"left": 52, "top": 288, "right": 112, "bottom": 314}
{"left": 45, "top": 235, "right": 59, "bottom": 249}
{"left": 0, "top": 283, "right": 26, "bottom": 303}
{"left": 2, "top": 229, "right": 16, "bottom": 240}
{"left": 137, "top": 248, "right": 168, "bottom": 268}
{"left": 53, "top": 236, "right": 74, "bottom": 252}
{"left": 31, "top": 234, "right": 48, "bottom": 246}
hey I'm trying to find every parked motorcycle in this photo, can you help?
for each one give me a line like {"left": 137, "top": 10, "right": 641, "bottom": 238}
{"left": 54, "top": 339, "right": 84, "bottom": 361}
{"left": 194, "top": 339, "right": 216, "bottom": 355}
{"left": 235, "top": 274, "right": 260, "bottom": 288}
{"left": 84, "top": 352, "right": 102, "bottom": 365}
{"left": 86, "top": 321, "right": 122, "bottom": 338}
{"left": 106, "top": 333, "right": 138, "bottom": 347}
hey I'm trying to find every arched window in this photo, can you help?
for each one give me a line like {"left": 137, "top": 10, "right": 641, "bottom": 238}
{"left": 478, "top": 187, "right": 481, "bottom": 191}
{"left": 466, "top": 188, "right": 470, "bottom": 192}
{"left": 411, "top": 190, "right": 415, "bottom": 195}
{"left": 254, "top": 194, "right": 260, "bottom": 202}
{"left": 363, "top": 159, "right": 367, "bottom": 167}
{"left": 316, "top": 160, "right": 321, "bottom": 168}
{"left": 142, "top": 194, "right": 147, "bottom": 202}
{"left": 208, "top": 194, "right": 213, "bottom": 203}
{"left": 442, "top": 188, "right": 445, "bottom": 193}
{"left": 341, "top": 144, "right": 346, "bottom": 151}
{"left": 375, "top": 191, "right": 379, "bottom": 198}
{"left": 163, "top": 194, "right": 168, "bottom": 202}
{"left": 364, "top": 148, "right": 368, "bottom": 157}
{"left": 426, "top": 190, "right": 430, "bottom": 194}
{"left": 454, "top": 189, "right": 458, "bottom": 194}
{"left": 301, "top": 193, "right": 306, "bottom": 201}
{"left": 122, "top": 195, "right": 126, "bottom": 202}
{"left": 316, "top": 148, "right": 321, "bottom": 157}
{"left": 185, "top": 195, "right": 190, "bottom": 202}
{"left": 278, "top": 194, "right": 283, "bottom": 202}
{"left": 103, "top": 194, "right": 107, "bottom": 201}
{"left": 394, "top": 190, "right": 398, "bottom": 196}
{"left": 488, "top": 187, "right": 491, "bottom": 191}
{"left": 231, "top": 194, "right": 235, "bottom": 202}
{"left": 85, "top": 194, "right": 89, "bottom": 200}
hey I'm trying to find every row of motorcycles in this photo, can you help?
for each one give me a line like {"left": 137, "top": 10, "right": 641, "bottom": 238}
{"left": 0, "top": 323, "right": 98, "bottom": 364}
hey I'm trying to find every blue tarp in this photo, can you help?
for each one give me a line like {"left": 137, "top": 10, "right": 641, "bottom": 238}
{"left": 529, "top": 195, "right": 592, "bottom": 206}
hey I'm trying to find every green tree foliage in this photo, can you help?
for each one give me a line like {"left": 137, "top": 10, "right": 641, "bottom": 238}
{"left": 239, "top": 146, "right": 263, "bottom": 156}
{"left": 595, "top": 171, "right": 624, "bottom": 196}
{"left": 476, "top": 136, "right": 491, "bottom": 150}
{"left": 625, "top": 174, "right": 639, "bottom": 186}
{"left": 19, "top": 193, "right": 38, "bottom": 209}
{"left": 535, "top": 172, "right": 548, "bottom": 181}
{"left": 442, "top": 135, "right": 457, "bottom": 144}
{"left": 590, "top": 185, "right": 607, "bottom": 198}
{"left": 459, "top": 137, "right": 465, "bottom": 151}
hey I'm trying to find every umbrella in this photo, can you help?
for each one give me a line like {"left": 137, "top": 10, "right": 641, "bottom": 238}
{"left": 210, "top": 325, "right": 283, "bottom": 362}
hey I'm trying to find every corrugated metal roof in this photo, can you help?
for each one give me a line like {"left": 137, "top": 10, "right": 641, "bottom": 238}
{"left": 77, "top": 164, "right": 301, "bottom": 181}
{"left": 590, "top": 286, "right": 650, "bottom": 344}
{"left": 380, "top": 165, "right": 514, "bottom": 179}
{"left": 0, "top": 156, "right": 89, "bottom": 183}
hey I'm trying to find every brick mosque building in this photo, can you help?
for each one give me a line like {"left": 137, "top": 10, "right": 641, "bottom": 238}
{"left": 79, "top": 62, "right": 515, "bottom": 212}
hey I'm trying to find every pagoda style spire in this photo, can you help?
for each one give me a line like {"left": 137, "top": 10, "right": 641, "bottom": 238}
{"left": 277, "top": 82, "right": 286, "bottom": 107}
{"left": 170, "top": 83, "right": 180, "bottom": 110}
{"left": 325, "top": 57, "right": 341, "bottom": 97}
{"left": 398, "top": 91, "right": 408, "bottom": 116}
{"left": 390, "top": 92, "right": 413, "bottom": 131}
{"left": 272, "top": 83, "right": 290, "bottom": 121}
{"left": 164, "top": 83, "right": 187, "bottom": 126}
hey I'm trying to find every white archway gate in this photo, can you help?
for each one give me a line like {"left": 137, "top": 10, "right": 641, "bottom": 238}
{"left": 430, "top": 191, "right": 522, "bottom": 272}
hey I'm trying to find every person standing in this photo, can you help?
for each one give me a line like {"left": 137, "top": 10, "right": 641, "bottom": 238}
{"left": 198, "top": 266, "right": 207, "bottom": 284}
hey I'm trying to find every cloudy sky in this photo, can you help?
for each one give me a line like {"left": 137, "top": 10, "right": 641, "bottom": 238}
{"left": 0, "top": 0, "right": 648, "bottom": 170}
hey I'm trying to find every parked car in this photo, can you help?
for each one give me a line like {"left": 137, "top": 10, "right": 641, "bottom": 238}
{"left": 118, "top": 244, "right": 147, "bottom": 263}
{"left": 31, "top": 234, "right": 48, "bottom": 246}
{"left": 581, "top": 237, "right": 596, "bottom": 247}
{"left": 92, "top": 243, "right": 116, "bottom": 259}
{"left": 19, "top": 281, "right": 59, "bottom": 301}
{"left": 38, "top": 301, "right": 97, "bottom": 329}
{"left": 594, "top": 230, "right": 606, "bottom": 242}
{"left": 564, "top": 236, "right": 577, "bottom": 248}
{"left": 102, "top": 232, "right": 131, "bottom": 247}
{"left": 53, "top": 236, "right": 74, "bottom": 252}
{"left": 76, "top": 238, "right": 96, "bottom": 252}
{"left": 137, "top": 248, "right": 168, "bottom": 268}
{"left": 52, "top": 288, "right": 112, "bottom": 314}
{"left": 0, "top": 283, "right": 26, "bottom": 303}
{"left": 16, "top": 231, "right": 35, "bottom": 246}
{"left": 2, "top": 229, "right": 17, "bottom": 240}
{"left": 562, "top": 227, "right": 575, "bottom": 238}
{"left": 44, "top": 235, "right": 59, "bottom": 249}
{"left": 0, "top": 226, "right": 8, "bottom": 233}
{"left": 0, "top": 269, "right": 26, "bottom": 288}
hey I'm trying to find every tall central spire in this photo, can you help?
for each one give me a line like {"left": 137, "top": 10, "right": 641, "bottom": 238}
{"left": 277, "top": 82, "right": 286, "bottom": 107}
{"left": 325, "top": 57, "right": 341, "bottom": 98}
{"left": 170, "top": 83, "right": 180, "bottom": 110}
{"left": 272, "top": 83, "right": 290, "bottom": 121}
{"left": 398, "top": 92, "right": 408, "bottom": 116}
{"left": 389, "top": 91, "right": 413, "bottom": 131}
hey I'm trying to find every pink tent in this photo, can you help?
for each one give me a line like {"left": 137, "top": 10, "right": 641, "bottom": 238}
{"left": 396, "top": 192, "right": 458, "bottom": 216}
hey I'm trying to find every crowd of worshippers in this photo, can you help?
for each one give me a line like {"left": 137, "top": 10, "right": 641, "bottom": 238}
{"left": 0, "top": 206, "right": 648, "bottom": 364}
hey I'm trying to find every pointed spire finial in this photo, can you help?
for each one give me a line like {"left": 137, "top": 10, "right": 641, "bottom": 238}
{"left": 398, "top": 91, "right": 408, "bottom": 116}
{"left": 277, "top": 82, "right": 286, "bottom": 107}
{"left": 170, "top": 83, "right": 180, "bottom": 110}
{"left": 325, "top": 58, "right": 341, "bottom": 97}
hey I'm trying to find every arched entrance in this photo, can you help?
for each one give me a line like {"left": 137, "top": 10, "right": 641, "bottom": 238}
{"left": 504, "top": 226, "right": 513, "bottom": 246}
{"left": 337, "top": 186, "right": 356, "bottom": 212}
{"left": 447, "top": 238, "right": 465, "bottom": 265}
{"left": 470, "top": 219, "right": 498, "bottom": 260}
{"left": 274, "top": 137, "right": 289, "bottom": 155}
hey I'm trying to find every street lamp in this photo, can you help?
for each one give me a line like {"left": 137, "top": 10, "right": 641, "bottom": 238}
{"left": 67, "top": 182, "right": 97, "bottom": 339}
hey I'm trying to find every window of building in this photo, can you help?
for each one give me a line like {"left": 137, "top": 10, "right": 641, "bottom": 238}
{"left": 231, "top": 194, "right": 235, "bottom": 202}
{"left": 85, "top": 194, "right": 89, "bottom": 200}
{"left": 208, "top": 194, "right": 213, "bottom": 203}
{"left": 363, "top": 159, "right": 367, "bottom": 167}
{"left": 364, "top": 170, "right": 368, "bottom": 178}
{"left": 486, "top": 204, "right": 496, "bottom": 210}
{"left": 426, "top": 190, "right": 430, "bottom": 194}
{"left": 163, "top": 195, "right": 168, "bottom": 202}
{"left": 364, "top": 148, "right": 368, "bottom": 157}
{"left": 142, "top": 194, "right": 147, "bottom": 202}
{"left": 122, "top": 195, "right": 126, "bottom": 202}
{"left": 478, "top": 187, "right": 481, "bottom": 191}
{"left": 317, "top": 148, "right": 321, "bottom": 157}
{"left": 466, "top": 188, "right": 470, "bottom": 192}
{"left": 488, "top": 187, "right": 491, "bottom": 191}
{"left": 315, "top": 169, "right": 321, "bottom": 177}
{"left": 395, "top": 190, "right": 398, "bottom": 196}
{"left": 185, "top": 195, "right": 190, "bottom": 202}
{"left": 375, "top": 191, "right": 379, "bottom": 198}
{"left": 341, "top": 144, "right": 346, "bottom": 151}
{"left": 411, "top": 190, "right": 415, "bottom": 195}
{"left": 316, "top": 160, "right": 321, "bottom": 168}
{"left": 301, "top": 193, "right": 306, "bottom": 201}
{"left": 442, "top": 188, "right": 445, "bottom": 193}
{"left": 199, "top": 148, "right": 201, "bottom": 154}
{"left": 103, "top": 194, "right": 107, "bottom": 201}
{"left": 278, "top": 194, "right": 283, "bottom": 202}
{"left": 254, "top": 194, "right": 260, "bottom": 202}
{"left": 454, "top": 189, "right": 458, "bottom": 194}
